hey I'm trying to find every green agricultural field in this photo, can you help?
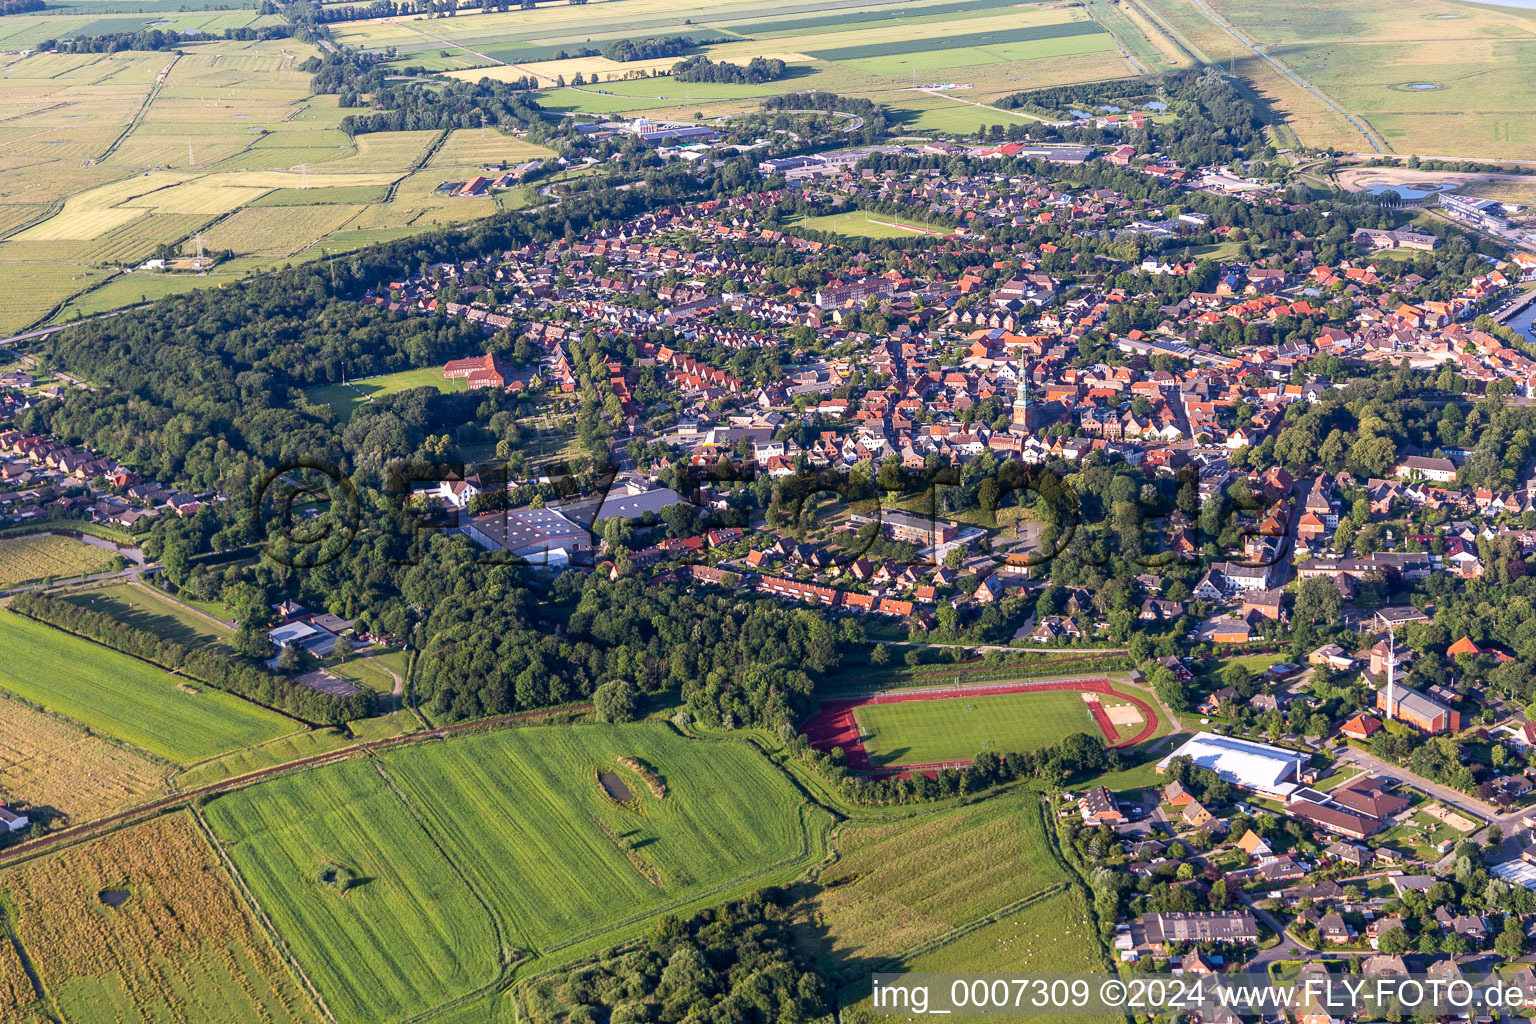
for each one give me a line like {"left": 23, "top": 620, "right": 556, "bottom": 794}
{"left": 204, "top": 724, "right": 825, "bottom": 1021}
{"left": 854, "top": 689, "right": 1120, "bottom": 766}
{"left": 0, "top": 35, "right": 556, "bottom": 332}
{"left": 304, "top": 365, "right": 467, "bottom": 419}
{"left": 807, "top": 20, "right": 1108, "bottom": 62}
{"left": 62, "top": 581, "right": 233, "bottom": 650}
{"left": 381, "top": 723, "right": 826, "bottom": 956}
{"left": 0, "top": 611, "right": 292, "bottom": 764}
{"left": 807, "top": 791, "right": 1069, "bottom": 976}
{"left": 202, "top": 758, "right": 501, "bottom": 1024}
{"left": 840, "top": 888, "right": 1115, "bottom": 1024}
{"left": 0, "top": 533, "right": 116, "bottom": 587}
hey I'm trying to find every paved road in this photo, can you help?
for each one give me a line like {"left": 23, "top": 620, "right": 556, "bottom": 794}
{"left": 0, "top": 562, "right": 157, "bottom": 598}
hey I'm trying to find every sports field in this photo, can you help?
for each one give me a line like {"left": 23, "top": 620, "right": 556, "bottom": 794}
{"left": 204, "top": 724, "right": 827, "bottom": 1021}
{"left": 790, "top": 210, "right": 956, "bottom": 241}
{"left": 0, "top": 533, "right": 116, "bottom": 587}
{"left": 0, "top": 813, "right": 324, "bottom": 1024}
{"left": 0, "top": 611, "right": 291, "bottom": 764}
{"left": 854, "top": 688, "right": 1115, "bottom": 766}
{"left": 304, "top": 365, "right": 467, "bottom": 419}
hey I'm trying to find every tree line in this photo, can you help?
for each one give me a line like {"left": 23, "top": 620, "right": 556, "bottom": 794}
{"left": 37, "top": 25, "right": 294, "bottom": 53}
{"left": 789, "top": 729, "right": 1116, "bottom": 805}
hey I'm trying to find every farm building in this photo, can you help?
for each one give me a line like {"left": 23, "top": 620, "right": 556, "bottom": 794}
{"left": 1157, "top": 732, "right": 1305, "bottom": 799}
{"left": 0, "top": 805, "right": 28, "bottom": 832}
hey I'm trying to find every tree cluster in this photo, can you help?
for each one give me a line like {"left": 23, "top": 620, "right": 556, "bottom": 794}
{"left": 533, "top": 888, "right": 830, "bottom": 1024}
{"left": 671, "top": 55, "right": 787, "bottom": 85}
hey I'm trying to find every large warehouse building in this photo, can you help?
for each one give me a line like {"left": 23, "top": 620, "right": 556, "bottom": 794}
{"left": 1156, "top": 732, "right": 1305, "bottom": 799}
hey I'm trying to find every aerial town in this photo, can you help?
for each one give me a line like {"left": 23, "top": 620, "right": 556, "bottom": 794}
{"left": 5, "top": 15, "right": 1536, "bottom": 1023}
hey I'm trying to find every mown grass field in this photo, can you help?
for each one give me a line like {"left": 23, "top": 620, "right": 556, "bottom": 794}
{"left": 382, "top": 724, "right": 823, "bottom": 954}
{"left": 204, "top": 758, "right": 500, "bottom": 1024}
{"left": 304, "top": 365, "right": 466, "bottom": 419}
{"left": 854, "top": 689, "right": 1114, "bottom": 766}
{"left": 205, "top": 724, "right": 825, "bottom": 1021}
{"left": 62, "top": 581, "right": 233, "bottom": 650}
{"left": 840, "top": 888, "right": 1115, "bottom": 1024}
{"left": 0, "top": 611, "right": 292, "bottom": 764}
{"left": 174, "top": 727, "right": 357, "bottom": 791}
{"left": 0, "top": 533, "right": 116, "bottom": 587}
{"left": 0, "top": 695, "right": 167, "bottom": 824}
{"left": 0, "top": 814, "right": 324, "bottom": 1024}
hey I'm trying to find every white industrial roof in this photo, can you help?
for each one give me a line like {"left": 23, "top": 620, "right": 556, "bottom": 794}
{"left": 1158, "top": 732, "right": 1303, "bottom": 797}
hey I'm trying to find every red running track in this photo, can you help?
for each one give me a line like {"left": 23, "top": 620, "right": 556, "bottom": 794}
{"left": 801, "top": 678, "right": 1158, "bottom": 774}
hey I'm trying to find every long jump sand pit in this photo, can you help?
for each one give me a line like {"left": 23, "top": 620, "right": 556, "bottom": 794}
{"left": 1424, "top": 803, "right": 1478, "bottom": 832}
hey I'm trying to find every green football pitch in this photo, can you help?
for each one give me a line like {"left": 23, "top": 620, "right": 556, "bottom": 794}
{"left": 853, "top": 689, "right": 1126, "bottom": 766}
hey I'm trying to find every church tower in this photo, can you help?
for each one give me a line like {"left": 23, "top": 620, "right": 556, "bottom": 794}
{"left": 1011, "top": 361, "right": 1034, "bottom": 432}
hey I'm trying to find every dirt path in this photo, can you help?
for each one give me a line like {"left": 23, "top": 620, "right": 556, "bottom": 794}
{"left": 912, "top": 87, "right": 1052, "bottom": 125}
{"left": 131, "top": 576, "right": 237, "bottom": 630}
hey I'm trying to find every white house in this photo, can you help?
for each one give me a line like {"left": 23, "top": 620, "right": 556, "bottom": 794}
{"left": 0, "top": 805, "right": 29, "bottom": 832}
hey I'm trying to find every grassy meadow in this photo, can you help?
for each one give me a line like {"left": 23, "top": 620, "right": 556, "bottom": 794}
{"left": 63, "top": 580, "right": 233, "bottom": 650}
{"left": 0, "top": 611, "right": 292, "bottom": 764}
{"left": 304, "top": 364, "right": 466, "bottom": 420}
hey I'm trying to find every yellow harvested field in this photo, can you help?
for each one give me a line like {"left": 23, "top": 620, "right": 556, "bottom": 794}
{"left": 502, "top": 44, "right": 813, "bottom": 82}
{"left": 203, "top": 169, "right": 400, "bottom": 189}
{"left": 123, "top": 183, "right": 273, "bottom": 216}
{"left": 198, "top": 204, "right": 365, "bottom": 256}
{"left": 427, "top": 129, "right": 555, "bottom": 168}
{"left": 15, "top": 203, "right": 145, "bottom": 242}
{"left": 0, "top": 534, "right": 117, "bottom": 586}
{"left": 0, "top": 697, "right": 168, "bottom": 824}
{"left": 1, "top": 814, "right": 324, "bottom": 1024}
{"left": 0, "top": 265, "right": 114, "bottom": 334}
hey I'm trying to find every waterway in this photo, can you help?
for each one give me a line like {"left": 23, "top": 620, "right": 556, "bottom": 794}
{"left": 1507, "top": 298, "right": 1536, "bottom": 339}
